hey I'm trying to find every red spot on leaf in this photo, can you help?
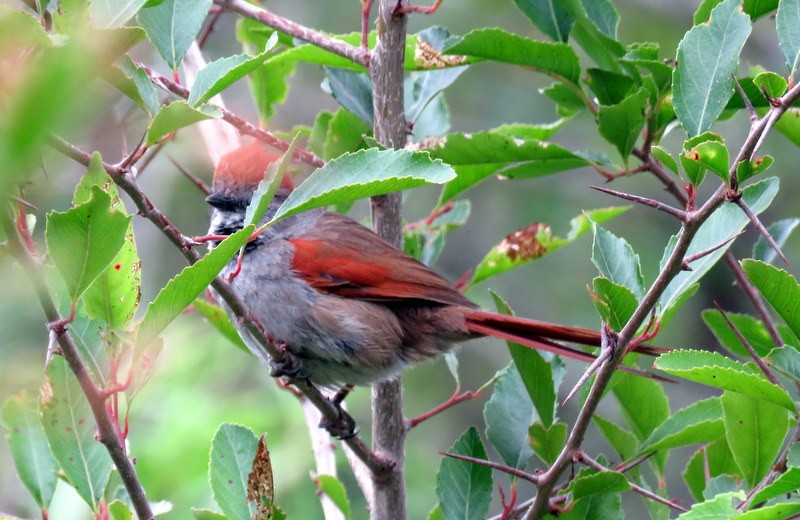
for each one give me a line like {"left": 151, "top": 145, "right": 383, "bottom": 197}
{"left": 114, "top": 264, "right": 122, "bottom": 270}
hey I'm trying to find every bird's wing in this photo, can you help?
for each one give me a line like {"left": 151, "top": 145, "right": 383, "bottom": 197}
{"left": 287, "top": 212, "right": 474, "bottom": 307}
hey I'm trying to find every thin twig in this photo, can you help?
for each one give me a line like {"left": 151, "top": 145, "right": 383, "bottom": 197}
{"left": 47, "top": 135, "right": 393, "bottom": 478}
{"left": 682, "top": 232, "right": 743, "bottom": 269}
{"left": 589, "top": 185, "right": 686, "bottom": 220}
{"left": 439, "top": 452, "right": 539, "bottom": 484}
{"left": 613, "top": 452, "right": 654, "bottom": 474}
{"left": 214, "top": 0, "right": 370, "bottom": 67}
{"left": 407, "top": 389, "right": 481, "bottom": 428}
{"left": 361, "top": 0, "right": 375, "bottom": 50}
{"left": 576, "top": 452, "right": 688, "bottom": 512}
{"left": 734, "top": 198, "right": 790, "bottom": 266}
{"left": 713, "top": 302, "right": 781, "bottom": 386}
{"left": 168, "top": 156, "right": 211, "bottom": 195}
{"left": 1, "top": 212, "right": 155, "bottom": 520}
{"left": 733, "top": 75, "right": 758, "bottom": 122}
{"left": 141, "top": 64, "right": 325, "bottom": 168}
{"left": 723, "top": 251, "right": 783, "bottom": 345}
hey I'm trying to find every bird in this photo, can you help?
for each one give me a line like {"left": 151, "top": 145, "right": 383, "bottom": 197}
{"left": 205, "top": 142, "right": 661, "bottom": 412}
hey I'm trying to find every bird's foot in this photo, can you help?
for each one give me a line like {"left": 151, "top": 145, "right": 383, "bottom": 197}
{"left": 269, "top": 346, "right": 305, "bottom": 379}
{"left": 319, "top": 398, "right": 357, "bottom": 440}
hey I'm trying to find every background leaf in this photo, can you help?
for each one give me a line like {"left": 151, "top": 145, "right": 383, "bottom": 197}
{"left": 436, "top": 427, "right": 493, "bottom": 520}
{"left": 777, "top": 0, "right": 800, "bottom": 77}
{"left": 483, "top": 364, "right": 535, "bottom": 470}
{"left": 742, "top": 259, "right": 800, "bottom": 341}
{"left": 209, "top": 423, "right": 258, "bottom": 520}
{"left": 137, "top": 0, "right": 214, "bottom": 69}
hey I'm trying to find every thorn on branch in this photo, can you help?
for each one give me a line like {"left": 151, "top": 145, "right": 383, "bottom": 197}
{"left": 439, "top": 451, "right": 539, "bottom": 484}
{"left": 732, "top": 75, "right": 758, "bottom": 122}
{"left": 590, "top": 185, "right": 686, "bottom": 221}
{"left": 734, "top": 198, "right": 790, "bottom": 267}
{"left": 169, "top": 156, "right": 211, "bottom": 195}
{"left": 681, "top": 232, "right": 744, "bottom": 270}
{"left": 713, "top": 302, "right": 781, "bottom": 386}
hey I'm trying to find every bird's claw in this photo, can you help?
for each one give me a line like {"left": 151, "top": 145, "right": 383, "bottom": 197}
{"left": 269, "top": 348, "right": 304, "bottom": 379}
{"left": 319, "top": 403, "right": 357, "bottom": 440}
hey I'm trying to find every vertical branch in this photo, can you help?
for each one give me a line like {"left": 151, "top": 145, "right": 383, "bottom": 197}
{"left": 369, "top": 1, "right": 408, "bottom": 519}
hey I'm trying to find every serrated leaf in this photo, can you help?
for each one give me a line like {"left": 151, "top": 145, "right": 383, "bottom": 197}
{"left": 673, "top": 0, "right": 752, "bottom": 137}
{"left": 753, "top": 71, "right": 788, "bottom": 98}
{"left": 685, "top": 140, "right": 730, "bottom": 182}
{"left": 0, "top": 8, "right": 54, "bottom": 48}
{"left": 315, "top": 475, "right": 351, "bottom": 518}
{"left": 766, "top": 346, "right": 800, "bottom": 381}
{"left": 271, "top": 149, "right": 455, "bottom": 222}
{"left": 1, "top": 394, "right": 58, "bottom": 508}
{"left": 209, "top": 423, "right": 258, "bottom": 520}
{"left": 138, "top": 226, "right": 253, "bottom": 348}
{"left": 108, "top": 499, "right": 133, "bottom": 520}
{"left": 118, "top": 57, "right": 160, "bottom": 117}
{"left": 191, "top": 509, "right": 228, "bottom": 520}
{"left": 436, "top": 427, "right": 493, "bottom": 520}
{"left": 146, "top": 101, "right": 222, "bottom": 146}
{"left": 471, "top": 207, "right": 628, "bottom": 286}
{"left": 591, "top": 223, "right": 645, "bottom": 302}
{"left": 651, "top": 145, "right": 679, "bottom": 175}
{"left": 676, "top": 492, "right": 744, "bottom": 520}
{"left": 721, "top": 390, "right": 790, "bottom": 487}
{"left": 322, "top": 108, "right": 370, "bottom": 162}
{"left": 594, "top": 416, "right": 639, "bottom": 462}
{"left": 541, "top": 82, "right": 587, "bottom": 116}
{"left": 491, "top": 292, "right": 562, "bottom": 427}
{"left": 654, "top": 350, "right": 795, "bottom": 411}
{"left": 684, "top": 440, "right": 740, "bottom": 501}
{"left": 585, "top": 68, "right": 635, "bottom": 105}
{"left": 528, "top": 422, "right": 567, "bottom": 465}
{"left": 597, "top": 88, "right": 648, "bottom": 161}
{"left": 592, "top": 277, "right": 637, "bottom": 332}
{"left": 137, "top": 0, "right": 213, "bottom": 70}
{"left": 659, "top": 178, "right": 779, "bottom": 312}
{"left": 567, "top": 471, "right": 630, "bottom": 500}
{"left": 91, "top": 0, "right": 147, "bottom": 28}
{"left": 324, "top": 67, "right": 374, "bottom": 126}
{"left": 484, "top": 364, "right": 535, "bottom": 470}
{"left": 748, "top": 467, "right": 800, "bottom": 505}
{"left": 193, "top": 299, "right": 248, "bottom": 353}
{"left": 188, "top": 35, "right": 279, "bottom": 107}
{"left": 735, "top": 503, "right": 800, "bottom": 519}
{"left": 46, "top": 188, "right": 131, "bottom": 303}
{"left": 511, "top": 0, "right": 573, "bottom": 42}
{"left": 737, "top": 155, "right": 774, "bottom": 183}
{"left": 559, "top": 0, "right": 625, "bottom": 73}
{"left": 245, "top": 138, "right": 297, "bottom": 229}
{"left": 443, "top": 28, "right": 581, "bottom": 85}
{"left": 702, "top": 310, "right": 776, "bottom": 358}
{"left": 40, "top": 357, "right": 112, "bottom": 509}
{"left": 742, "top": 259, "right": 800, "bottom": 341}
{"left": 640, "top": 397, "right": 725, "bottom": 453}
{"left": 777, "top": 0, "right": 800, "bottom": 77}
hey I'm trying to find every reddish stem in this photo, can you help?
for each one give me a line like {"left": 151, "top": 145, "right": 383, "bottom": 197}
{"left": 407, "top": 389, "right": 481, "bottom": 428}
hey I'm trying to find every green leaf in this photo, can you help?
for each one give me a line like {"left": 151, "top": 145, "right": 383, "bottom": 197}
{"left": 541, "top": 82, "right": 587, "bottom": 116}
{"left": 660, "top": 178, "right": 779, "bottom": 312}
{"left": 443, "top": 28, "right": 581, "bottom": 85}
{"left": 436, "top": 130, "right": 591, "bottom": 203}
{"left": 191, "top": 509, "right": 228, "bottom": 520}
{"left": 684, "top": 440, "right": 739, "bottom": 501}
{"left": 406, "top": 64, "right": 468, "bottom": 125}
{"left": 753, "top": 71, "right": 788, "bottom": 98}
{"left": 146, "top": 101, "right": 222, "bottom": 146}
{"left": 245, "top": 138, "right": 298, "bottom": 229}
{"left": 271, "top": 149, "right": 455, "bottom": 222}
{"left": 566, "top": 471, "right": 630, "bottom": 500}
{"left": 107, "top": 500, "right": 133, "bottom": 520}
{"left": 1, "top": 394, "right": 58, "bottom": 509}
{"left": 511, "top": 0, "right": 573, "bottom": 42}
{"left": 560, "top": 0, "right": 625, "bottom": 73}
{"left": 137, "top": 0, "right": 213, "bottom": 69}
{"left": 777, "top": 0, "right": 800, "bottom": 77}
{"left": 323, "top": 108, "right": 370, "bottom": 162}
{"left": 436, "top": 427, "right": 493, "bottom": 520}
{"left": 315, "top": 475, "right": 351, "bottom": 518}
{"left": 676, "top": 492, "right": 743, "bottom": 520}
{"left": 654, "top": 350, "right": 795, "bottom": 411}
{"left": 735, "top": 503, "right": 800, "bottom": 519}
{"left": 592, "top": 277, "right": 638, "bottom": 332}
{"left": 491, "top": 293, "right": 562, "bottom": 427}
{"left": 766, "top": 346, "right": 800, "bottom": 381}
{"left": 584, "top": 68, "right": 636, "bottom": 106}
{"left": 737, "top": 155, "right": 774, "bottom": 183}
{"left": 46, "top": 188, "right": 131, "bottom": 303}
{"left": 591, "top": 223, "right": 645, "bottom": 301}
{"left": 680, "top": 132, "right": 724, "bottom": 187}
{"left": 193, "top": 299, "right": 248, "bottom": 353}
{"left": 594, "top": 416, "right": 640, "bottom": 462}
{"left": 721, "top": 390, "right": 790, "bottom": 487}
{"left": 138, "top": 226, "right": 253, "bottom": 348}
{"left": 324, "top": 68, "right": 374, "bottom": 126}
{"left": 209, "top": 423, "right": 258, "bottom": 520}
{"left": 612, "top": 372, "right": 670, "bottom": 475}
{"left": 597, "top": 88, "right": 648, "bottom": 161}
{"left": 75, "top": 154, "right": 141, "bottom": 330}
{"left": 702, "top": 310, "right": 776, "bottom": 358}
{"left": 561, "top": 490, "right": 624, "bottom": 520}
{"left": 471, "top": 207, "right": 629, "bottom": 286}
{"left": 91, "top": 0, "right": 146, "bottom": 28}
{"left": 528, "top": 422, "right": 567, "bottom": 465}
{"left": 743, "top": 0, "right": 779, "bottom": 19}
{"left": 640, "top": 397, "right": 725, "bottom": 453}
{"left": 774, "top": 108, "right": 800, "bottom": 147}
{"left": 119, "top": 57, "right": 160, "bottom": 117}
{"left": 673, "top": 0, "right": 752, "bottom": 137}
{"left": 685, "top": 140, "right": 730, "bottom": 182}
{"left": 742, "top": 259, "right": 800, "bottom": 341}
{"left": 40, "top": 357, "right": 112, "bottom": 509}
{"left": 484, "top": 364, "right": 535, "bottom": 470}
{"left": 651, "top": 145, "right": 679, "bottom": 175}
{"left": 749, "top": 467, "right": 800, "bottom": 505}
{"left": 492, "top": 119, "right": 572, "bottom": 141}
{"left": 188, "top": 36, "right": 279, "bottom": 107}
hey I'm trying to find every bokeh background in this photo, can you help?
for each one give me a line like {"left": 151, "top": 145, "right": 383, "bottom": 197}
{"left": 1, "top": 0, "right": 798, "bottom": 518}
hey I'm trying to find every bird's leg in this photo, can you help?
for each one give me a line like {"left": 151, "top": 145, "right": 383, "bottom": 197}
{"left": 268, "top": 343, "right": 305, "bottom": 379}
{"left": 319, "top": 383, "right": 357, "bottom": 440}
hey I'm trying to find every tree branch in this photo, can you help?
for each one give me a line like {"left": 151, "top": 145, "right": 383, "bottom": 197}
{"left": 0, "top": 212, "right": 155, "bottom": 520}
{"left": 369, "top": 1, "right": 409, "bottom": 518}
{"left": 214, "top": 0, "right": 370, "bottom": 67}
